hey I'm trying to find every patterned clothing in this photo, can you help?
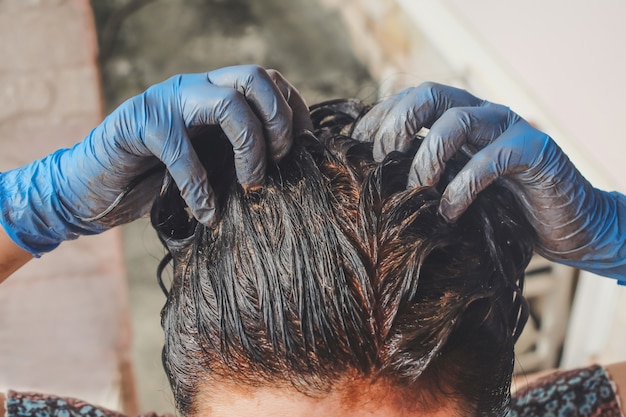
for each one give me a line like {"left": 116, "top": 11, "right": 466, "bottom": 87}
{"left": 4, "top": 392, "right": 172, "bottom": 417}
{"left": 509, "top": 365, "right": 624, "bottom": 417}
{"left": 4, "top": 365, "right": 624, "bottom": 417}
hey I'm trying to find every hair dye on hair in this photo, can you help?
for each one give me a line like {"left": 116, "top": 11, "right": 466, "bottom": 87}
{"left": 151, "top": 99, "right": 535, "bottom": 417}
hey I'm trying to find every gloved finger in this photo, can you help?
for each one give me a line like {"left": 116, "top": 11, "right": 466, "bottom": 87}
{"left": 266, "top": 69, "right": 313, "bottom": 134}
{"left": 408, "top": 103, "right": 520, "bottom": 188}
{"left": 150, "top": 82, "right": 269, "bottom": 225}
{"left": 438, "top": 120, "right": 546, "bottom": 222}
{"left": 206, "top": 65, "right": 295, "bottom": 161}
{"left": 148, "top": 125, "right": 218, "bottom": 226}
{"left": 352, "top": 82, "right": 484, "bottom": 161}
{"left": 176, "top": 79, "right": 267, "bottom": 189}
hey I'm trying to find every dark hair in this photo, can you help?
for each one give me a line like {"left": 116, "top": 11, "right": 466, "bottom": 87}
{"left": 151, "top": 99, "right": 535, "bottom": 417}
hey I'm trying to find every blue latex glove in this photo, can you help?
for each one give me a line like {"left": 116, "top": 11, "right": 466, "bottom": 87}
{"left": 0, "top": 65, "right": 312, "bottom": 257}
{"left": 353, "top": 82, "right": 626, "bottom": 282}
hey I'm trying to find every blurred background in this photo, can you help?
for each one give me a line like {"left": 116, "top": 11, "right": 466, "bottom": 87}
{"left": 1, "top": 0, "right": 625, "bottom": 415}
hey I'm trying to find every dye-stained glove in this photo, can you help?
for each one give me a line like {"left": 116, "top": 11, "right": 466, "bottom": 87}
{"left": 0, "top": 65, "right": 312, "bottom": 256}
{"left": 353, "top": 82, "right": 626, "bottom": 282}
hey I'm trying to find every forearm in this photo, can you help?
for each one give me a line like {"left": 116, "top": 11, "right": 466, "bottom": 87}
{"left": 0, "top": 224, "right": 32, "bottom": 283}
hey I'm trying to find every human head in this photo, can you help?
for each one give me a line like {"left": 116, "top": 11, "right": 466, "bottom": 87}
{"left": 151, "top": 99, "right": 535, "bottom": 417}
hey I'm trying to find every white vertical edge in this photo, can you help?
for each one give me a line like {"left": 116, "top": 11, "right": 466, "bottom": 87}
{"left": 560, "top": 272, "right": 620, "bottom": 368}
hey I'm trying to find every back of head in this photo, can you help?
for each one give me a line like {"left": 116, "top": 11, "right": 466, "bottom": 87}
{"left": 151, "top": 100, "right": 535, "bottom": 417}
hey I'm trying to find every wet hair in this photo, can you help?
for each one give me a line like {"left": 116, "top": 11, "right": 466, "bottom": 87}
{"left": 151, "top": 99, "right": 535, "bottom": 417}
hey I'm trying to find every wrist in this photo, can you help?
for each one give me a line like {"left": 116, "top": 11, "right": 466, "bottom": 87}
{"left": 575, "top": 190, "right": 626, "bottom": 281}
{"left": 0, "top": 224, "right": 32, "bottom": 282}
{"left": 538, "top": 186, "right": 626, "bottom": 282}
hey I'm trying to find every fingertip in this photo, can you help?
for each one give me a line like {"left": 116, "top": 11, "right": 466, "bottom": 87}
{"left": 352, "top": 115, "right": 377, "bottom": 143}
{"left": 271, "top": 137, "right": 292, "bottom": 161}
{"left": 189, "top": 192, "right": 218, "bottom": 227}
{"left": 266, "top": 118, "right": 293, "bottom": 161}
{"left": 408, "top": 150, "right": 440, "bottom": 188}
{"left": 439, "top": 169, "right": 480, "bottom": 223}
{"left": 292, "top": 110, "right": 313, "bottom": 140}
{"left": 241, "top": 177, "right": 266, "bottom": 192}
{"left": 198, "top": 208, "right": 219, "bottom": 229}
{"left": 407, "top": 163, "right": 421, "bottom": 189}
{"left": 176, "top": 174, "right": 219, "bottom": 227}
{"left": 297, "top": 113, "right": 314, "bottom": 132}
{"left": 407, "top": 163, "right": 427, "bottom": 188}
{"left": 234, "top": 146, "right": 266, "bottom": 187}
{"left": 372, "top": 142, "right": 386, "bottom": 162}
{"left": 216, "top": 101, "right": 268, "bottom": 186}
{"left": 438, "top": 197, "right": 461, "bottom": 223}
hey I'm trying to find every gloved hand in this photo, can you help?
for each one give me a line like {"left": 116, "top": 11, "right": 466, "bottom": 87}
{"left": 353, "top": 82, "right": 626, "bottom": 281}
{"left": 0, "top": 65, "right": 312, "bottom": 257}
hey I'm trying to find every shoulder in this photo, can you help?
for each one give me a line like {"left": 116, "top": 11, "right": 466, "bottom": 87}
{"left": 4, "top": 391, "right": 126, "bottom": 417}
{"left": 509, "top": 364, "right": 624, "bottom": 417}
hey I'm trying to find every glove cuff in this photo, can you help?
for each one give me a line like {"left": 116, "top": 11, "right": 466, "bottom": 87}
{"left": 0, "top": 150, "right": 107, "bottom": 257}
{"left": 537, "top": 188, "right": 626, "bottom": 283}
{"left": 576, "top": 190, "right": 626, "bottom": 283}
